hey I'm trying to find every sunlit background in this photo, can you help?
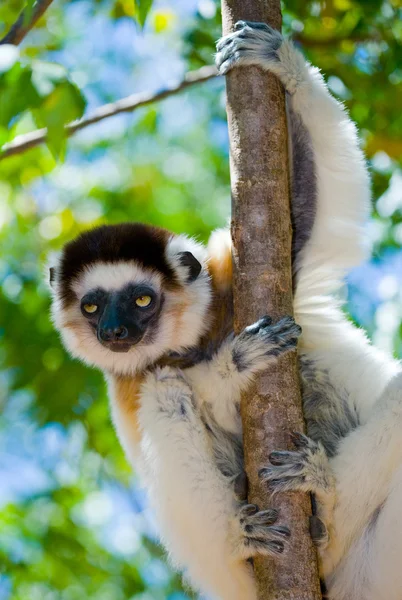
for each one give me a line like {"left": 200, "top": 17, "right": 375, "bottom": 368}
{"left": 1, "top": 0, "right": 402, "bottom": 598}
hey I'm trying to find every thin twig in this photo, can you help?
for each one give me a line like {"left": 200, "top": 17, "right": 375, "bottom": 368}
{"left": 0, "top": 0, "right": 55, "bottom": 46}
{"left": 0, "top": 65, "right": 218, "bottom": 161}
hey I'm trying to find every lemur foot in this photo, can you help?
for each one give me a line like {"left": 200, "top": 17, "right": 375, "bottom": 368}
{"left": 232, "top": 315, "right": 302, "bottom": 374}
{"left": 142, "top": 366, "right": 195, "bottom": 420}
{"left": 230, "top": 503, "right": 290, "bottom": 560}
{"left": 259, "top": 432, "right": 333, "bottom": 494}
{"left": 259, "top": 432, "right": 333, "bottom": 547}
{"left": 215, "top": 21, "right": 307, "bottom": 94}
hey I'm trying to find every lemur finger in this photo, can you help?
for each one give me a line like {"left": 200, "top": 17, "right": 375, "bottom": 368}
{"left": 244, "top": 315, "right": 272, "bottom": 335}
{"left": 245, "top": 315, "right": 301, "bottom": 344}
{"left": 234, "top": 20, "right": 247, "bottom": 31}
{"left": 266, "top": 476, "right": 305, "bottom": 493}
{"left": 241, "top": 508, "right": 279, "bottom": 527}
{"left": 267, "top": 525, "right": 291, "bottom": 538}
{"left": 239, "top": 503, "right": 259, "bottom": 517}
{"left": 269, "top": 450, "right": 304, "bottom": 466}
{"left": 235, "top": 20, "right": 276, "bottom": 33}
{"left": 260, "top": 463, "right": 304, "bottom": 482}
{"left": 235, "top": 505, "right": 290, "bottom": 559}
{"left": 259, "top": 318, "right": 302, "bottom": 351}
{"left": 244, "top": 524, "right": 290, "bottom": 543}
{"left": 245, "top": 536, "right": 285, "bottom": 556}
{"left": 291, "top": 431, "right": 311, "bottom": 449}
{"left": 214, "top": 58, "right": 233, "bottom": 76}
{"left": 266, "top": 316, "right": 302, "bottom": 339}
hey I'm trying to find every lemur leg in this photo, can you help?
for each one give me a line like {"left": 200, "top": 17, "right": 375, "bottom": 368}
{"left": 318, "top": 374, "right": 402, "bottom": 579}
{"left": 186, "top": 315, "right": 301, "bottom": 434}
{"left": 325, "top": 466, "right": 402, "bottom": 600}
{"left": 138, "top": 367, "right": 289, "bottom": 600}
{"left": 259, "top": 431, "right": 335, "bottom": 549}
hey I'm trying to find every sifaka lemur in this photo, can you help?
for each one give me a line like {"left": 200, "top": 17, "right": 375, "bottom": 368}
{"left": 49, "top": 22, "right": 401, "bottom": 600}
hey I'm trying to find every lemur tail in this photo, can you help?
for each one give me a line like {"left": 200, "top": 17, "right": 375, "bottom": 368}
{"left": 289, "top": 57, "right": 371, "bottom": 327}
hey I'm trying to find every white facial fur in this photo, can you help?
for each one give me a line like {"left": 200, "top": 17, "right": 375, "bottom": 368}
{"left": 50, "top": 234, "right": 212, "bottom": 376}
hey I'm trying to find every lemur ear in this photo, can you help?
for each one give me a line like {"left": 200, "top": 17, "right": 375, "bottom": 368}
{"left": 178, "top": 251, "right": 202, "bottom": 282}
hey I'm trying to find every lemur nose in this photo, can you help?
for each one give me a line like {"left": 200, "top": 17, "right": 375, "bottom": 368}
{"left": 100, "top": 326, "right": 128, "bottom": 342}
{"left": 113, "top": 326, "right": 128, "bottom": 340}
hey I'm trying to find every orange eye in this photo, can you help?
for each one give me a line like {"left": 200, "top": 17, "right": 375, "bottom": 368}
{"left": 135, "top": 295, "right": 152, "bottom": 308}
{"left": 83, "top": 304, "right": 98, "bottom": 314}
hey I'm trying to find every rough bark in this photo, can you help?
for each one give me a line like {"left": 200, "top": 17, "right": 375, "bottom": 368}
{"left": 221, "top": 1, "right": 322, "bottom": 598}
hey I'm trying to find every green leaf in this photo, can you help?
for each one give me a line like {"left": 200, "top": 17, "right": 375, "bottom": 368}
{"left": 134, "top": 0, "right": 153, "bottom": 28}
{"left": 33, "top": 79, "right": 86, "bottom": 159}
{"left": 0, "top": 62, "right": 41, "bottom": 132}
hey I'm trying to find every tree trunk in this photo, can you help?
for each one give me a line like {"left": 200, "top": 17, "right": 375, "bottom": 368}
{"left": 221, "top": 1, "right": 322, "bottom": 598}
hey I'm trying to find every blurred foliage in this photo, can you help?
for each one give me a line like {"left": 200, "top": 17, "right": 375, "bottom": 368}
{"left": 1, "top": 0, "right": 402, "bottom": 598}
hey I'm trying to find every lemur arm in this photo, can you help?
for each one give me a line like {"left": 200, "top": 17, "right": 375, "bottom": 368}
{"left": 216, "top": 20, "right": 370, "bottom": 280}
{"left": 185, "top": 315, "right": 301, "bottom": 434}
{"left": 135, "top": 366, "right": 290, "bottom": 600}
{"left": 107, "top": 317, "right": 299, "bottom": 600}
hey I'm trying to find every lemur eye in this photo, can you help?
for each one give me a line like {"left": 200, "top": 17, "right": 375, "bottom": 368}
{"left": 83, "top": 304, "right": 98, "bottom": 314}
{"left": 135, "top": 295, "right": 152, "bottom": 308}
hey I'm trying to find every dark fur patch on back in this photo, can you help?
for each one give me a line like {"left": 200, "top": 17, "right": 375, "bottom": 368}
{"left": 58, "top": 223, "right": 180, "bottom": 305}
{"left": 289, "top": 108, "right": 317, "bottom": 284}
{"left": 300, "top": 355, "right": 360, "bottom": 457}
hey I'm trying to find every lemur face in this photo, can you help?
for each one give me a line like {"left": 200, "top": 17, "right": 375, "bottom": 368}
{"left": 49, "top": 223, "right": 211, "bottom": 375}
{"left": 79, "top": 281, "right": 162, "bottom": 353}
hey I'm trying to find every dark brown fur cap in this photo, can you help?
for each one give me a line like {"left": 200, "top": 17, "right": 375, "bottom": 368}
{"left": 56, "top": 223, "right": 180, "bottom": 305}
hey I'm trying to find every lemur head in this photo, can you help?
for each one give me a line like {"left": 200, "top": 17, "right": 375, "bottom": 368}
{"left": 49, "top": 223, "right": 211, "bottom": 375}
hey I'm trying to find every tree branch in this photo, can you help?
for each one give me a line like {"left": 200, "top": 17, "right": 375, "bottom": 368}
{"left": 0, "top": 65, "right": 218, "bottom": 161}
{"left": 221, "top": 0, "right": 321, "bottom": 598}
{"left": 0, "top": 0, "right": 55, "bottom": 46}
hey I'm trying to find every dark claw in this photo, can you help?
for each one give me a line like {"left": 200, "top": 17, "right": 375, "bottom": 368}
{"left": 267, "top": 539, "right": 285, "bottom": 554}
{"left": 234, "top": 20, "right": 247, "bottom": 30}
{"left": 267, "top": 479, "right": 283, "bottom": 489}
{"left": 258, "top": 467, "right": 270, "bottom": 479}
{"left": 269, "top": 525, "right": 291, "bottom": 538}
{"left": 269, "top": 451, "right": 288, "bottom": 466}
{"left": 291, "top": 431, "right": 309, "bottom": 448}
{"left": 241, "top": 503, "right": 259, "bottom": 516}
{"left": 309, "top": 516, "right": 327, "bottom": 543}
{"left": 234, "top": 471, "right": 249, "bottom": 502}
